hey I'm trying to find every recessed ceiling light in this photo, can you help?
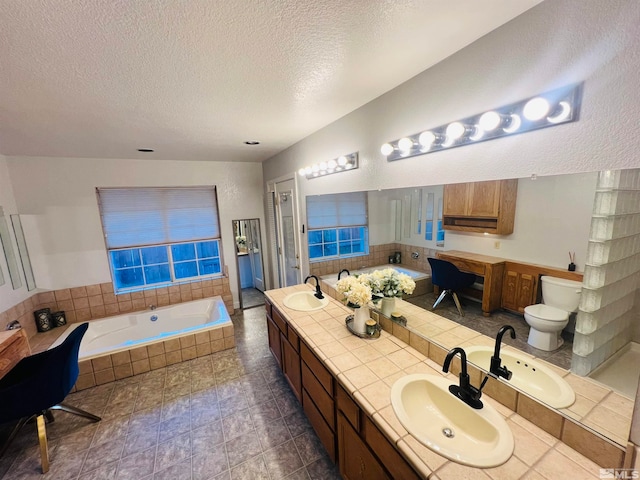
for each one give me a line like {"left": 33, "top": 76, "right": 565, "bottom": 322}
{"left": 137, "top": 148, "right": 154, "bottom": 152}
{"left": 244, "top": 141, "right": 260, "bottom": 145}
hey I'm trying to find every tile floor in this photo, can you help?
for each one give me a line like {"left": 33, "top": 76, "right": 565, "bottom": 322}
{"left": 406, "top": 292, "right": 574, "bottom": 370}
{"left": 0, "top": 306, "right": 341, "bottom": 480}
{"left": 240, "top": 288, "right": 265, "bottom": 310}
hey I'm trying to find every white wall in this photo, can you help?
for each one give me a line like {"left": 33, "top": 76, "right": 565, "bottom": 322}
{"left": 263, "top": 0, "right": 640, "bottom": 195}
{"left": 446, "top": 173, "right": 598, "bottom": 270}
{"left": 0, "top": 155, "right": 31, "bottom": 312}
{"left": 5, "top": 156, "right": 265, "bottom": 308}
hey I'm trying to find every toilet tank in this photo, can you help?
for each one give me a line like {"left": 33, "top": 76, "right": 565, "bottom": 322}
{"left": 541, "top": 276, "right": 583, "bottom": 312}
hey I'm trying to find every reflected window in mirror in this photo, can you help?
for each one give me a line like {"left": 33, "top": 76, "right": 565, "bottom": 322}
{"left": 306, "top": 192, "right": 369, "bottom": 261}
{"left": 0, "top": 207, "right": 22, "bottom": 290}
{"left": 10, "top": 214, "right": 36, "bottom": 291}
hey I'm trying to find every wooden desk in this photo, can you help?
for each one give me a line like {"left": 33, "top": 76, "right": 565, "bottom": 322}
{"left": 436, "top": 250, "right": 507, "bottom": 316}
{"left": 0, "top": 329, "right": 31, "bottom": 379}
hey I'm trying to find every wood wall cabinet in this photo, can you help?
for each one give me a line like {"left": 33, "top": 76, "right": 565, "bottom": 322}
{"left": 443, "top": 179, "right": 518, "bottom": 234}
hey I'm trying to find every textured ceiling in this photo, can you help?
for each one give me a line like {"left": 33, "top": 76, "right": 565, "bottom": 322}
{"left": 0, "top": 0, "right": 541, "bottom": 162}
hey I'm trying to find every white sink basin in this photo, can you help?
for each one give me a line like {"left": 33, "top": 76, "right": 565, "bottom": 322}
{"left": 391, "top": 374, "right": 514, "bottom": 467}
{"left": 282, "top": 291, "right": 330, "bottom": 311}
{"left": 465, "top": 345, "right": 575, "bottom": 408}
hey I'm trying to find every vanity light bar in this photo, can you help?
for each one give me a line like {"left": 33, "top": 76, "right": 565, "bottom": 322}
{"left": 381, "top": 83, "right": 583, "bottom": 162}
{"left": 298, "top": 152, "right": 359, "bottom": 180}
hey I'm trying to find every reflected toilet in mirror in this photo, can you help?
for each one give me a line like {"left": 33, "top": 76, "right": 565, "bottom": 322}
{"left": 524, "top": 276, "right": 582, "bottom": 351}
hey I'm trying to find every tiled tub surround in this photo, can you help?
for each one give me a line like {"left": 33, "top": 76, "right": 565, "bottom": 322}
{"left": 267, "top": 284, "right": 628, "bottom": 478}
{"left": 308, "top": 243, "right": 439, "bottom": 278}
{"left": 0, "top": 276, "right": 235, "bottom": 344}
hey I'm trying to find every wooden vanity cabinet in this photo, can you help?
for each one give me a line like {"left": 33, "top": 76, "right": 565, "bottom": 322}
{"left": 502, "top": 269, "right": 538, "bottom": 313}
{"left": 443, "top": 179, "right": 517, "bottom": 234}
{"left": 265, "top": 301, "right": 282, "bottom": 368}
{"left": 265, "top": 300, "right": 421, "bottom": 479}
{"left": 500, "top": 262, "right": 583, "bottom": 313}
{"left": 336, "top": 385, "right": 421, "bottom": 480}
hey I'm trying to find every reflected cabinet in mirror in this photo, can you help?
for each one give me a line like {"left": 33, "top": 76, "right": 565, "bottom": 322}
{"left": 309, "top": 169, "right": 640, "bottom": 449}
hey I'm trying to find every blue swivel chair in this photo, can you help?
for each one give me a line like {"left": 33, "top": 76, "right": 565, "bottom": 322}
{"left": 428, "top": 258, "right": 477, "bottom": 316}
{"left": 0, "top": 323, "right": 101, "bottom": 473}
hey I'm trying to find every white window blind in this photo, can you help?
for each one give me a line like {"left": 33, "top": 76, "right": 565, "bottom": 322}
{"left": 97, "top": 187, "right": 220, "bottom": 249}
{"left": 306, "top": 192, "right": 368, "bottom": 229}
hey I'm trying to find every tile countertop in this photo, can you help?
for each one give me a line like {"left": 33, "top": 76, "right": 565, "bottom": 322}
{"left": 265, "top": 284, "right": 605, "bottom": 480}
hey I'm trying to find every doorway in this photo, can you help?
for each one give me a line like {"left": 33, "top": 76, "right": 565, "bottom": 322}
{"left": 233, "top": 218, "right": 265, "bottom": 309}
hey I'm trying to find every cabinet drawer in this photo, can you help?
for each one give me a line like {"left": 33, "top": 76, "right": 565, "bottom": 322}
{"left": 363, "top": 416, "right": 421, "bottom": 480}
{"left": 337, "top": 413, "right": 389, "bottom": 480}
{"left": 337, "top": 384, "right": 360, "bottom": 432}
{"left": 287, "top": 326, "right": 300, "bottom": 353}
{"left": 300, "top": 342, "right": 333, "bottom": 396}
{"left": 440, "top": 257, "right": 485, "bottom": 276}
{"left": 264, "top": 300, "right": 272, "bottom": 319}
{"left": 302, "top": 362, "right": 334, "bottom": 430}
{"left": 303, "top": 389, "right": 336, "bottom": 462}
{"left": 272, "top": 307, "right": 287, "bottom": 334}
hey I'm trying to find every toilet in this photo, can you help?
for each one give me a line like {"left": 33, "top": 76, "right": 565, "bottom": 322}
{"left": 523, "top": 276, "right": 583, "bottom": 351}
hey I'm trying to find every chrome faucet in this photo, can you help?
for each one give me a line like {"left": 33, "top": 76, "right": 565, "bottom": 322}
{"left": 442, "top": 347, "right": 489, "bottom": 410}
{"left": 5, "top": 320, "right": 21, "bottom": 330}
{"left": 149, "top": 304, "right": 157, "bottom": 311}
{"left": 337, "top": 269, "right": 350, "bottom": 280}
{"left": 304, "top": 275, "right": 324, "bottom": 299}
{"left": 490, "top": 325, "right": 516, "bottom": 380}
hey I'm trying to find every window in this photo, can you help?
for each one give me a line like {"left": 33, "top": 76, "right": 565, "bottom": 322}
{"left": 97, "top": 186, "right": 222, "bottom": 292}
{"left": 306, "top": 192, "right": 368, "bottom": 261}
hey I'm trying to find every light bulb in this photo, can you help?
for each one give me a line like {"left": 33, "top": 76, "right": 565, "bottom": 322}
{"left": 304, "top": 166, "right": 312, "bottom": 175}
{"left": 311, "top": 164, "right": 319, "bottom": 172}
{"left": 337, "top": 156, "right": 347, "bottom": 165}
{"left": 398, "top": 137, "right": 414, "bottom": 154}
{"left": 523, "top": 97, "right": 550, "bottom": 121}
{"left": 298, "top": 168, "right": 306, "bottom": 176}
{"left": 380, "top": 143, "right": 394, "bottom": 156}
{"left": 418, "top": 131, "right": 436, "bottom": 149}
{"left": 345, "top": 163, "right": 353, "bottom": 169}
{"left": 479, "top": 111, "right": 501, "bottom": 131}
{"left": 469, "top": 126, "right": 484, "bottom": 141}
{"left": 503, "top": 114, "right": 521, "bottom": 133}
{"left": 319, "top": 162, "right": 328, "bottom": 170}
{"left": 547, "top": 101, "right": 571, "bottom": 123}
{"left": 328, "top": 159, "right": 337, "bottom": 169}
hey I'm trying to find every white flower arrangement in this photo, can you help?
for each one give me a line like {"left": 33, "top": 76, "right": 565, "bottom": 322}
{"left": 359, "top": 268, "right": 416, "bottom": 298}
{"left": 335, "top": 268, "right": 416, "bottom": 307}
{"left": 235, "top": 235, "right": 247, "bottom": 247}
{"left": 335, "top": 275, "right": 373, "bottom": 308}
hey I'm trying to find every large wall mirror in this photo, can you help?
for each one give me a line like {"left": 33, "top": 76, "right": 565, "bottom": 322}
{"left": 306, "top": 169, "right": 639, "bottom": 448}
{"left": 11, "top": 214, "right": 36, "bottom": 291}
{"left": 0, "top": 206, "right": 22, "bottom": 290}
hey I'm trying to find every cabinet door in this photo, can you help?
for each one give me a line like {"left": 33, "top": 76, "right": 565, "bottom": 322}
{"left": 516, "top": 273, "right": 537, "bottom": 312}
{"left": 443, "top": 183, "right": 469, "bottom": 216}
{"left": 337, "top": 414, "right": 389, "bottom": 480}
{"left": 266, "top": 316, "right": 282, "bottom": 369}
{"left": 281, "top": 332, "right": 302, "bottom": 402}
{"left": 502, "top": 270, "right": 519, "bottom": 311}
{"left": 467, "top": 180, "right": 501, "bottom": 217}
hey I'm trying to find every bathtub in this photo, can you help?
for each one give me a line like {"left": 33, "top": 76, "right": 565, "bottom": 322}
{"left": 52, "top": 296, "right": 234, "bottom": 361}
{"left": 320, "top": 264, "right": 430, "bottom": 289}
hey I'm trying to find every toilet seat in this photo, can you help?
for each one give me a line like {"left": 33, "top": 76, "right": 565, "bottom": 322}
{"left": 523, "top": 304, "right": 568, "bottom": 322}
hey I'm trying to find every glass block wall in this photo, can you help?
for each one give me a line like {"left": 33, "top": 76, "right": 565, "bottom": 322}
{"left": 572, "top": 169, "right": 640, "bottom": 376}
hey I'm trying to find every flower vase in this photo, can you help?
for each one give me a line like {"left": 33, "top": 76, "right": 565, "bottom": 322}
{"left": 381, "top": 297, "right": 395, "bottom": 317}
{"left": 352, "top": 306, "right": 370, "bottom": 335}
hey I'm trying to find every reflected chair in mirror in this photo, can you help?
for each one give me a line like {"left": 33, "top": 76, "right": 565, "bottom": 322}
{"left": 428, "top": 258, "right": 477, "bottom": 316}
{"left": 0, "top": 323, "right": 101, "bottom": 473}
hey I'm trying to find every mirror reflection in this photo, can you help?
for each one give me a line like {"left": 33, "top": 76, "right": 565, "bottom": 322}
{"left": 0, "top": 206, "right": 22, "bottom": 290}
{"left": 10, "top": 214, "right": 36, "bottom": 291}
{"left": 309, "top": 169, "right": 640, "bottom": 448}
